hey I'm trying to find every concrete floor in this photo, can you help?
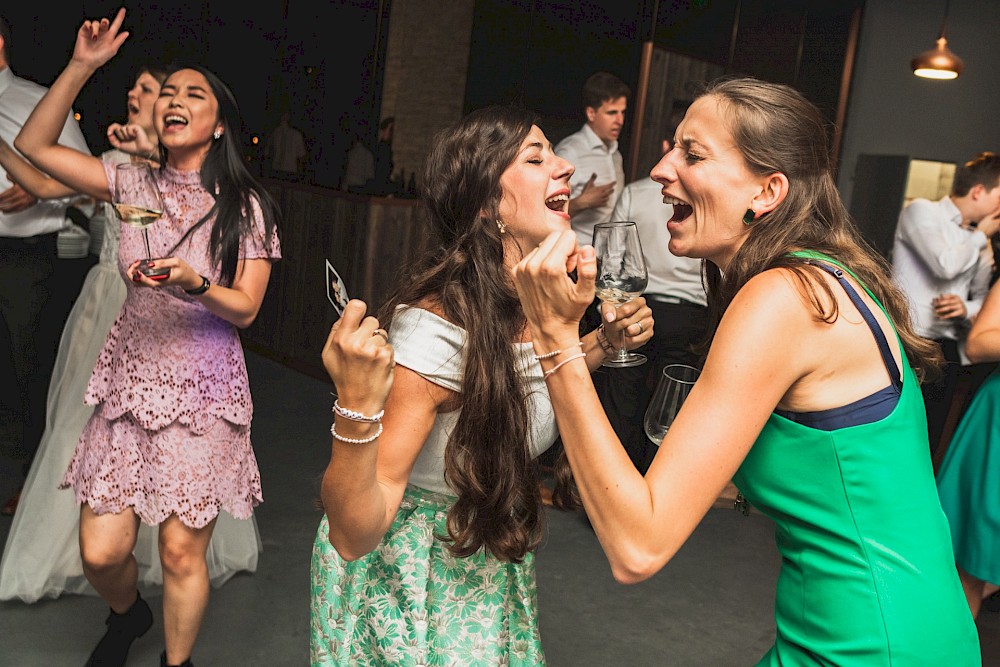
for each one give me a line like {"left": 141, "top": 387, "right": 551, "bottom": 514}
{"left": 2, "top": 352, "right": 998, "bottom": 665}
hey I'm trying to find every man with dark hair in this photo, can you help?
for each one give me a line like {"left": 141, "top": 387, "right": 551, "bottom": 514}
{"left": 555, "top": 71, "right": 631, "bottom": 246}
{"left": 893, "top": 151, "right": 1000, "bottom": 454}
{"left": 0, "top": 14, "right": 92, "bottom": 514}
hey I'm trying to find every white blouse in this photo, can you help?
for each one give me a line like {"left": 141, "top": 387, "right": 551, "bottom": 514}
{"left": 390, "top": 306, "right": 559, "bottom": 496}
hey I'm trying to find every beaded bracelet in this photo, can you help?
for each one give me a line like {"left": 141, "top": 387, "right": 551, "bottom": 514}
{"left": 542, "top": 352, "right": 587, "bottom": 380}
{"left": 333, "top": 400, "right": 384, "bottom": 423}
{"left": 534, "top": 340, "right": 583, "bottom": 361}
{"left": 330, "top": 422, "right": 383, "bottom": 444}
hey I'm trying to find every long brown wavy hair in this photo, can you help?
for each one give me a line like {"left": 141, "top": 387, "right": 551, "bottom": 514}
{"left": 380, "top": 106, "right": 577, "bottom": 563}
{"left": 697, "top": 78, "right": 941, "bottom": 381}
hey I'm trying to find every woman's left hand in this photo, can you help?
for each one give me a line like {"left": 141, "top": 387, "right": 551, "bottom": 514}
{"left": 126, "top": 256, "right": 201, "bottom": 291}
{"left": 601, "top": 297, "right": 654, "bottom": 352}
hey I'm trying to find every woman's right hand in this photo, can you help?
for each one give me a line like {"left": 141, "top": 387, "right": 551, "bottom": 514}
{"left": 71, "top": 8, "right": 129, "bottom": 72}
{"left": 323, "top": 300, "right": 394, "bottom": 416}
{"left": 514, "top": 230, "right": 597, "bottom": 348}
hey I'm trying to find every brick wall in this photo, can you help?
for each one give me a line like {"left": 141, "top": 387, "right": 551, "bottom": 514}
{"left": 381, "top": 0, "right": 476, "bottom": 188}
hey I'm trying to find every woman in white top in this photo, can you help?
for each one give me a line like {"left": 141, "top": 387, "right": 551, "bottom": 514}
{"left": 311, "top": 105, "right": 653, "bottom": 665}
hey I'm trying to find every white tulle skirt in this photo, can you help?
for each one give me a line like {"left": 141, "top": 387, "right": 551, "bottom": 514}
{"left": 0, "top": 257, "right": 261, "bottom": 603}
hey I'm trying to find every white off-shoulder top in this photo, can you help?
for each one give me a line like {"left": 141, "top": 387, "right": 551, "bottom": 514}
{"left": 390, "top": 306, "right": 559, "bottom": 496}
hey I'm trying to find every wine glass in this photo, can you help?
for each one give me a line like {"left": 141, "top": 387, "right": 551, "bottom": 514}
{"left": 593, "top": 221, "right": 648, "bottom": 367}
{"left": 644, "top": 364, "right": 700, "bottom": 446}
{"left": 113, "top": 162, "right": 168, "bottom": 279}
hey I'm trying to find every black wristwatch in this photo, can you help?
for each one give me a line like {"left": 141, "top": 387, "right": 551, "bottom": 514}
{"left": 184, "top": 275, "right": 210, "bottom": 296}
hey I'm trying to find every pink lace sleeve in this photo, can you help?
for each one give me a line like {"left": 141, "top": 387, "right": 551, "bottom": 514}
{"left": 240, "top": 194, "right": 281, "bottom": 260}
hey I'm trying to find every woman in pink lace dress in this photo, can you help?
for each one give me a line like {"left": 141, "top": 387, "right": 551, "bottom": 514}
{"left": 15, "top": 11, "right": 280, "bottom": 667}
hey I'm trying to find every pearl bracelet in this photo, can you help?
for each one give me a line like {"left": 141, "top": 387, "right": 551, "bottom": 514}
{"left": 333, "top": 400, "right": 384, "bottom": 423}
{"left": 330, "top": 422, "right": 383, "bottom": 444}
{"left": 534, "top": 340, "right": 583, "bottom": 361}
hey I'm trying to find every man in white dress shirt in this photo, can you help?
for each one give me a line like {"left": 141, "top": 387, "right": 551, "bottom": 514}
{"left": 554, "top": 71, "right": 630, "bottom": 247}
{"left": 0, "top": 15, "right": 92, "bottom": 513}
{"left": 604, "top": 139, "right": 709, "bottom": 473}
{"left": 892, "top": 151, "right": 1000, "bottom": 455}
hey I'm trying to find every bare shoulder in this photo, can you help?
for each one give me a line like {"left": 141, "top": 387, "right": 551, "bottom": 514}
{"left": 713, "top": 269, "right": 827, "bottom": 368}
{"left": 730, "top": 268, "right": 820, "bottom": 322}
{"left": 701, "top": 269, "right": 816, "bottom": 412}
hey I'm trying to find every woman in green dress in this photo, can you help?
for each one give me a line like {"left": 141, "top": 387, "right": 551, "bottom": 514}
{"left": 513, "top": 78, "right": 981, "bottom": 664}
{"left": 938, "top": 274, "right": 1000, "bottom": 619}
{"left": 310, "top": 106, "right": 653, "bottom": 665}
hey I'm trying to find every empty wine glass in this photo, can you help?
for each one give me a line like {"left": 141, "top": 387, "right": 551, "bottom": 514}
{"left": 113, "top": 162, "right": 167, "bottom": 279}
{"left": 593, "top": 221, "right": 648, "bottom": 367}
{"left": 644, "top": 364, "right": 700, "bottom": 446}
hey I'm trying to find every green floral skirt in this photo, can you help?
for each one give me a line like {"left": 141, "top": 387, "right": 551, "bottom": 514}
{"left": 310, "top": 485, "right": 545, "bottom": 666}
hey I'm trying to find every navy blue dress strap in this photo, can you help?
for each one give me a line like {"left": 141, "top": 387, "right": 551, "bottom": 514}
{"left": 773, "top": 257, "right": 902, "bottom": 431}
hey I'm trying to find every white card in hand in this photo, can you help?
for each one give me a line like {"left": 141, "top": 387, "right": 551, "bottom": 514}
{"left": 325, "top": 259, "right": 350, "bottom": 315}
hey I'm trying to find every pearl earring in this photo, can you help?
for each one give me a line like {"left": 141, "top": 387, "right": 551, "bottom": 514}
{"left": 496, "top": 219, "right": 506, "bottom": 234}
{"left": 213, "top": 130, "right": 222, "bottom": 140}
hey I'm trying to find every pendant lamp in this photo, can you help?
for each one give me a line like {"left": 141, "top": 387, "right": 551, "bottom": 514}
{"left": 911, "top": 0, "right": 964, "bottom": 79}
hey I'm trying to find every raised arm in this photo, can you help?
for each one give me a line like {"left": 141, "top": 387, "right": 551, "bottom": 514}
{"left": 514, "top": 231, "right": 806, "bottom": 583}
{"left": 14, "top": 9, "right": 129, "bottom": 201}
{"left": 319, "top": 301, "right": 455, "bottom": 561}
{"left": 0, "top": 138, "right": 76, "bottom": 199}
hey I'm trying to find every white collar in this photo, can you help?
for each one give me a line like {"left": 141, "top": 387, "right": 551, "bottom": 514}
{"left": 581, "top": 122, "right": 617, "bottom": 153}
{"left": 0, "top": 67, "right": 13, "bottom": 97}
{"left": 940, "top": 196, "right": 964, "bottom": 227}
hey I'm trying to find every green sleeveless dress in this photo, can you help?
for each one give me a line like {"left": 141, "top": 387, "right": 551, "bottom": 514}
{"left": 937, "top": 368, "right": 1000, "bottom": 585}
{"left": 732, "top": 252, "right": 980, "bottom": 665}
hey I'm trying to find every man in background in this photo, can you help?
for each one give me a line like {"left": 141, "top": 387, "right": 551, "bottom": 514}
{"left": 373, "top": 116, "right": 394, "bottom": 191}
{"left": 0, "top": 14, "right": 93, "bottom": 514}
{"left": 605, "top": 139, "right": 709, "bottom": 473}
{"left": 555, "top": 71, "right": 630, "bottom": 246}
{"left": 265, "top": 111, "right": 307, "bottom": 179}
{"left": 892, "top": 151, "right": 1000, "bottom": 455}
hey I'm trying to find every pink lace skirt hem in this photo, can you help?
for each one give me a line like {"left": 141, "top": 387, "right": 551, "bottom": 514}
{"left": 61, "top": 408, "right": 262, "bottom": 529}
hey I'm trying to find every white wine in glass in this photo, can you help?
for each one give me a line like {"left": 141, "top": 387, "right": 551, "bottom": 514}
{"left": 593, "top": 221, "right": 648, "bottom": 367}
{"left": 113, "top": 163, "right": 167, "bottom": 279}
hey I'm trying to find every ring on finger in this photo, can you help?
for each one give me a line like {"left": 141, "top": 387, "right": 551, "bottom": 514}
{"left": 372, "top": 328, "right": 389, "bottom": 343}
{"left": 635, "top": 322, "right": 643, "bottom": 335}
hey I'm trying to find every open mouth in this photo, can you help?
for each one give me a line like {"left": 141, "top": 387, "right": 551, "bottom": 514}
{"left": 164, "top": 114, "right": 188, "bottom": 129}
{"left": 545, "top": 193, "right": 569, "bottom": 212}
{"left": 663, "top": 195, "right": 693, "bottom": 222}
{"left": 127, "top": 102, "right": 140, "bottom": 115}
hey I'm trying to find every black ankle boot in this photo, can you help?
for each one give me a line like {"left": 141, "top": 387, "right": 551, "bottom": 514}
{"left": 84, "top": 590, "right": 153, "bottom": 666}
{"left": 160, "top": 651, "right": 194, "bottom": 667}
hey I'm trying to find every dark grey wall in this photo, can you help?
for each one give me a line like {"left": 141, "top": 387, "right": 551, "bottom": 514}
{"left": 838, "top": 0, "right": 1000, "bottom": 208}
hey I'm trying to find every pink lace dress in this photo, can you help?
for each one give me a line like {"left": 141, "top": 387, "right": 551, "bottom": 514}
{"left": 61, "top": 162, "right": 280, "bottom": 528}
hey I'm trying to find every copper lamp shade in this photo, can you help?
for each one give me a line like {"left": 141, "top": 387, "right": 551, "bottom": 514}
{"left": 911, "top": 36, "right": 964, "bottom": 79}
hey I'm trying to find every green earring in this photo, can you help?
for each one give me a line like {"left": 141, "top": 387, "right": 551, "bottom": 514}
{"left": 742, "top": 208, "right": 756, "bottom": 225}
